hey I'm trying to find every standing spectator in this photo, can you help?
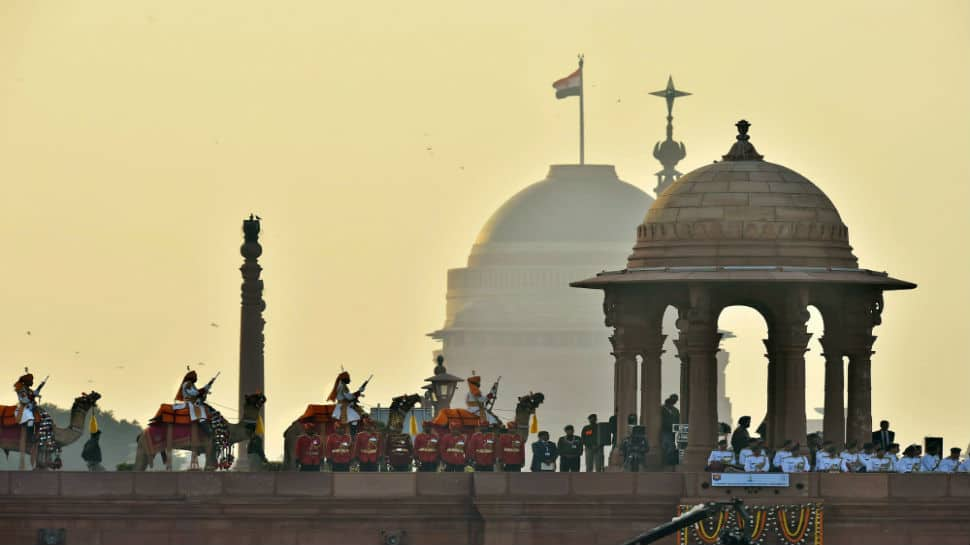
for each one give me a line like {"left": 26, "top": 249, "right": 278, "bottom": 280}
{"left": 81, "top": 431, "right": 104, "bottom": 472}
{"left": 607, "top": 414, "right": 617, "bottom": 447}
{"left": 872, "top": 420, "right": 895, "bottom": 450}
{"left": 620, "top": 425, "right": 650, "bottom": 472}
{"left": 557, "top": 425, "right": 583, "bottom": 472}
{"left": 581, "top": 414, "right": 604, "bottom": 472}
{"left": 660, "top": 395, "right": 681, "bottom": 465}
{"left": 730, "top": 416, "right": 751, "bottom": 456}
{"left": 806, "top": 433, "right": 823, "bottom": 468}
{"left": 531, "top": 431, "right": 558, "bottom": 472}
{"left": 936, "top": 448, "right": 962, "bottom": 473}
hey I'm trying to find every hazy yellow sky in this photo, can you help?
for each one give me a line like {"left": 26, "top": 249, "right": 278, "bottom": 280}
{"left": 1, "top": 1, "right": 968, "bottom": 459}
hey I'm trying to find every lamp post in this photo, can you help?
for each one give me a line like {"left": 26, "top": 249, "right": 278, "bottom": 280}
{"left": 424, "top": 355, "right": 461, "bottom": 415}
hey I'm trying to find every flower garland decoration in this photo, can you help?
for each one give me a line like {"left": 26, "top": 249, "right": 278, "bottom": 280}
{"left": 678, "top": 503, "right": 823, "bottom": 545}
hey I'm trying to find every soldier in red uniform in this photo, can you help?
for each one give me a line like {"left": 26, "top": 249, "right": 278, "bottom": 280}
{"left": 468, "top": 424, "right": 497, "bottom": 471}
{"left": 414, "top": 421, "right": 441, "bottom": 472}
{"left": 439, "top": 422, "right": 469, "bottom": 472}
{"left": 385, "top": 429, "right": 413, "bottom": 472}
{"left": 295, "top": 423, "right": 323, "bottom": 472}
{"left": 353, "top": 421, "right": 382, "bottom": 472}
{"left": 326, "top": 422, "right": 353, "bottom": 472}
{"left": 498, "top": 422, "right": 526, "bottom": 472}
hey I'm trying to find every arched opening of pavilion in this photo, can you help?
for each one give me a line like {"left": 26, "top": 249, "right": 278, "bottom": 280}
{"left": 572, "top": 120, "right": 916, "bottom": 471}
{"left": 717, "top": 306, "right": 769, "bottom": 441}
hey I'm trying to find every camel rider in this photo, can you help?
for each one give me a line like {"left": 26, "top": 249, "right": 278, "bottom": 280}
{"left": 329, "top": 371, "right": 369, "bottom": 436}
{"left": 173, "top": 370, "right": 211, "bottom": 433}
{"left": 465, "top": 375, "right": 499, "bottom": 426}
{"left": 14, "top": 370, "right": 46, "bottom": 441}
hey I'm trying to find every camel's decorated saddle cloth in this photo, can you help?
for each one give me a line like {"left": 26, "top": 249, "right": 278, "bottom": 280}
{"left": 431, "top": 408, "right": 481, "bottom": 428}
{"left": 298, "top": 404, "right": 336, "bottom": 424}
{"left": 150, "top": 404, "right": 203, "bottom": 425}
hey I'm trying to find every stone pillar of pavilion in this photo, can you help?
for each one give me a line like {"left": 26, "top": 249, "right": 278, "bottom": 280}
{"left": 844, "top": 291, "right": 881, "bottom": 445}
{"left": 819, "top": 334, "right": 846, "bottom": 446}
{"left": 236, "top": 214, "right": 266, "bottom": 471}
{"left": 573, "top": 119, "right": 915, "bottom": 472}
{"left": 768, "top": 289, "right": 812, "bottom": 449}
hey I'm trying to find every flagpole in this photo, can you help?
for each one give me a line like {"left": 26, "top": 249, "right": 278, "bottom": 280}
{"left": 578, "top": 54, "right": 585, "bottom": 165}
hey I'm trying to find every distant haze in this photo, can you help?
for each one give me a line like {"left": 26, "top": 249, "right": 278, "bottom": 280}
{"left": 1, "top": 1, "right": 968, "bottom": 459}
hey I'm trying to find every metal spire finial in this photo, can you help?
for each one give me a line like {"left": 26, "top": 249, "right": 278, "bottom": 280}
{"left": 648, "top": 75, "right": 691, "bottom": 118}
{"left": 649, "top": 76, "right": 690, "bottom": 195}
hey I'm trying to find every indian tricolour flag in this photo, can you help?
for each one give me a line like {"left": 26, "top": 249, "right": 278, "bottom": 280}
{"left": 552, "top": 68, "right": 582, "bottom": 99}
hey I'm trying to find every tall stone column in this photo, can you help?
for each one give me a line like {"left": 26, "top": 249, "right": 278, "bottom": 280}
{"left": 844, "top": 290, "right": 881, "bottom": 446}
{"left": 674, "top": 308, "right": 690, "bottom": 424}
{"left": 819, "top": 335, "right": 846, "bottom": 446}
{"left": 640, "top": 326, "right": 666, "bottom": 469}
{"left": 609, "top": 335, "right": 638, "bottom": 468}
{"left": 769, "top": 290, "right": 811, "bottom": 449}
{"left": 237, "top": 215, "right": 266, "bottom": 471}
{"left": 679, "top": 286, "right": 719, "bottom": 472}
{"left": 603, "top": 289, "right": 641, "bottom": 469}
{"left": 762, "top": 338, "right": 780, "bottom": 448}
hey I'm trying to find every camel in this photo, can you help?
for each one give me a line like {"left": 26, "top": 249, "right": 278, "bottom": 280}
{"left": 0, "top": 391, "right": 101, "bottom": 470}
{"left": 508, "top": 392, "right": 545, "bottom": 440}
{"left": 281, "top": 393, "right": 422, "bottom": 470}
{"left": 133, "top": 392, "right": 266, "bottom": 471}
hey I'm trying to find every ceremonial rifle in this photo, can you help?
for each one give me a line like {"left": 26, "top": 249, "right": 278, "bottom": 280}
{"left": 484, "top": 376, "right": 501, "bottom": 411}
{"left": 34, "top": 376, "right": 50, "bottom": 397}
{"left": 199, "top": 372, "right": 220, "bottom": 401}
{"left": 31, "top": 376, "right": 50, "bottom": 410}
{"left": 355, "top": 374, "right": 374, "bottom": 399}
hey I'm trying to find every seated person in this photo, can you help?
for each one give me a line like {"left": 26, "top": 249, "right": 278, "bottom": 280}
{"left": 815, "top": 444, "right": 848, "bottom": 472}
{"left": 936, "top": 448, "right": 962, "bottom": 473}
{"left": 780, "top": 444, "right": 811, "bottom": 473}
{"left": 857, "top": 442, "right": 874, "bottom": 472}
{"left": 958, "top": 453, "right": 970, "bottom": 473}
{"left": 772, "top": 440, "right": 794, "bottom": 471}
{"left": 706, "top": 439, "right": 736, "bottom": 472}
{"left": 737, "top": 438, "right": 757, "bottom": 467}
{"left": 920, "top": 445, "right": 941, "bottom": 472}
{"left": 743, "top": 445, "right": 770, "bottom": 473}
{"left": 896, "top": 445, "right": 921, "bottom": 473}
{"left": 866, "top": 446, "right": 896, "bottom": 473}
{"left": 840, "top": 440, "right": 864, "bottom": 472}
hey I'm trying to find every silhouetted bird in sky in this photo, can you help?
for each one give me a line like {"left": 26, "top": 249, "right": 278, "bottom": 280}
{"left": 210, "top": 322, "right": 219, "bottom": 328}
{"left": 25, "top": 331, "right": 30, "bottom": 336}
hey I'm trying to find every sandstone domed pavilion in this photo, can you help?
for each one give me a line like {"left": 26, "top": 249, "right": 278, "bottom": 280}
{"left": 572, "top": 120, "right": 916, "bottom": 471}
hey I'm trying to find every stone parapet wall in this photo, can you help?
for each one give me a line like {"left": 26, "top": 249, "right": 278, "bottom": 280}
{"left": 0, "top": 472, "right": 968, "bottom": 545}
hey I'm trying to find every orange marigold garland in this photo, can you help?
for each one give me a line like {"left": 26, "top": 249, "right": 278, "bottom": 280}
{"left": 677, "top": 503, "right": 822, "bottom": 545}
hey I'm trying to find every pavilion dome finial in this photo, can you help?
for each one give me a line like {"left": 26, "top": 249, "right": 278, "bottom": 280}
{"left": 722, "top": 119, "right": 763, "bottom": 162}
